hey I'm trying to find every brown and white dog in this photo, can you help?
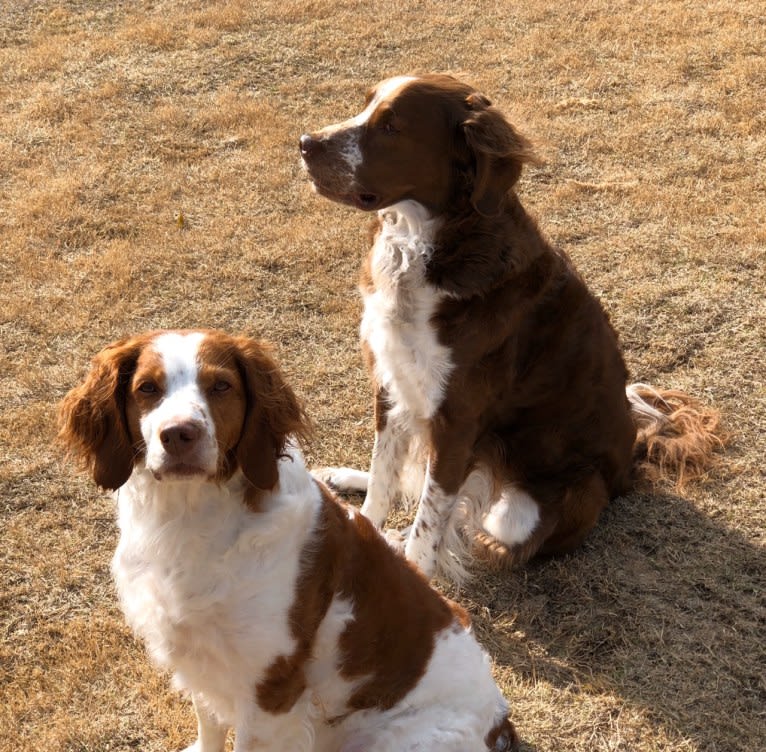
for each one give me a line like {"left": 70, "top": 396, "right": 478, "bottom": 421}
{"left": 300, "top": 74, "right": 724, "bottom": 581}
{"left": 58, "top": 329, "right": 518, "bottom": 752}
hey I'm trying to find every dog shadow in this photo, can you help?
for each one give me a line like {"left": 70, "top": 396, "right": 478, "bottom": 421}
{"left": 460, "top": 490, "right": 764, "bottom": 751}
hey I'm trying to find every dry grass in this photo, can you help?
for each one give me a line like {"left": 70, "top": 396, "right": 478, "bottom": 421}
{"left": 1, "top": 1, "right": 764, "bottom": 750}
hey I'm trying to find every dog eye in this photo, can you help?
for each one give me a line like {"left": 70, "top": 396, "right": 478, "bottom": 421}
{"left": 212, "top": 380, "right": 231, "bottom": 393}
{"left": 380, "top": 120, "right": 399, "bottom": 135}
{"left": 137, "top": 381, "right": 158, "bottom": 394}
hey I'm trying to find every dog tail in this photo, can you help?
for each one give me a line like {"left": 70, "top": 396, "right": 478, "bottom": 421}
{"left": 627, "top": 382, "right": 727, "bottom": 489}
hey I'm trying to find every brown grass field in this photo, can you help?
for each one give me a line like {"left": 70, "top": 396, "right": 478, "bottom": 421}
{"left": 1, "top": 1, "right": 764, "bottom": 750}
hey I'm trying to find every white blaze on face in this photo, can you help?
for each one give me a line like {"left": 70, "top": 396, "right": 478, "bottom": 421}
{"left": 141, "top": 331, "right": 219, "bottom": 477}
{"left": 350, "top": 75, "right": 418, "bottom": 127}
{"left": 324, "top": 75, "right": 417, "bottom": 174}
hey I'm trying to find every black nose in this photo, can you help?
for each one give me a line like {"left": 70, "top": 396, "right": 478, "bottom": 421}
{"left": 160, "top": 421, "right": 202, "bottom": 457}
{"left": 299, "top": 133, "right": 321, "bottom": 158}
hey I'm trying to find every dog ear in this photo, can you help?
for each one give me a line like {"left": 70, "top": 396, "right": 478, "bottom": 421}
{"left": 232, "top": 337, "right": 311, "bottom": 491}
{"left": 58, "top": 337, "right": 143, "bottom": 490}
{"left": 462, "top": 93, "right": 538, "bottom": 217}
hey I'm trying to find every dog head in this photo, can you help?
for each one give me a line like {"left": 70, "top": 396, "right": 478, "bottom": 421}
{"left": 300, "top": 73, "right": 537, "bottom": 217}
{"left": 58, "top": 330, "right": 309, "bottom": 491}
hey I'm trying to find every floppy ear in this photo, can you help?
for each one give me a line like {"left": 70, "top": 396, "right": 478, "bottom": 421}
{"left": 58, "top": 338, "right": 143, "bottom": 490}
{"left": 462, "top": 93, "right": 538, "bottom": 217}
{"left": 232, "top": 337, "right": 311, "bottom": 491}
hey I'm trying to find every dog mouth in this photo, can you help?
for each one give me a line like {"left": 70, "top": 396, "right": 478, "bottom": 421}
{"left": 151, "top": 463, "right": 209, "bottom": 481}
{"left": 301, "top": 149, "right": 383, "bottom": 211}
{"left": 309, "top": 180, "right": 381, "bottom": 211}
{"left": 345, "top": 191, "right": 380, "bottom": 211}
{"left": 355, "top": 193, "right": 380, "bottom": 210}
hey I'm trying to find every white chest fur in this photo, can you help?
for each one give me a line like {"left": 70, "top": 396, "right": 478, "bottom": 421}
{"left": 360, "top": 201, "right": 454, "bottom": 422}
{"left": 111, "top": 455, "right": 317, "bottom": 723}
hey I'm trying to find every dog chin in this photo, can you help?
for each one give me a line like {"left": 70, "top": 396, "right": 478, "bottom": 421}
{"left": 309, "top": 179, "right": 380, "bottom": 211}
{"left": 150, "top": 464, "right": 211, "bottom": 482}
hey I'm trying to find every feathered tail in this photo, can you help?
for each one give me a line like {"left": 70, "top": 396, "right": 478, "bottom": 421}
{"left": 627, "top": 382, "right": 727, "bottom": 489}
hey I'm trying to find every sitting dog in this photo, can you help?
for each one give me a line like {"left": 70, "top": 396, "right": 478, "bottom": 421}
{"left": 58, "top": 329, "right": 519, "bottom": 752}
{"left": 300, "top": 74, "right": 724, "bottom": 581}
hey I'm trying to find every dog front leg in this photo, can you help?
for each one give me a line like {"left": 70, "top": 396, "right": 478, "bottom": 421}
{"left": 182, "top": 694, "right": 227, "bottom": 752}
{"left": 404, "top": 415, "right": 475, "bottom": 579}
{"left": 404, "top": 464, "right": 457, "bottom": 578}
{"left": 404, "top": 433, "right": 480, "bottom": 579}
{"left": 360, "top": 389, "right": 409, "bottom": 528}
{"left": 233, "top": 709, "right": 312, "bottom": 752}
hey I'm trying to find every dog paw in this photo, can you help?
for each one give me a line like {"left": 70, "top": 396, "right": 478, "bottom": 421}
{"left": 312, "top": 466, "right": 369, "bottom": 494}
{"left": 383, "top": 525, "right": 411, "bottom": 554}
{"left": 311, "top": 466, "right": 339, "bottom": 487}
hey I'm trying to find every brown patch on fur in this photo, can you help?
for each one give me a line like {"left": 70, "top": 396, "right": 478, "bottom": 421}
{"left": 448, "top": 599, "right": 471, "bottom": 630}
{"left": 255, "top": 485, "right": 337, "bottom": 715}
{"left": 336, "top": 499, "right": 456, "bottom": 711}
{"left": 208, "top": 333, "right": 311, "bottom": 494}
{"left": 255, "top": 654, "right": 309, "bottom": 714}
{"left": 57, "top": 333, "right": 153, "bottom": 490}
{"left": 485, "top": 715, "right": 521, "bottom": 751}
{"left": 461, "top": 91, "right": 539, "bottom": 217}
{"left": 255, "top": 480, "right": 464, "bottom": 716}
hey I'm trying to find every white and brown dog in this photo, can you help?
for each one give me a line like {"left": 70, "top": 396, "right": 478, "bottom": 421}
{"left": 59, "top": 329, "right": 519, "bottom": 752}
{"left": 300, "top": 74, "right": 724, "bottom": 582}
